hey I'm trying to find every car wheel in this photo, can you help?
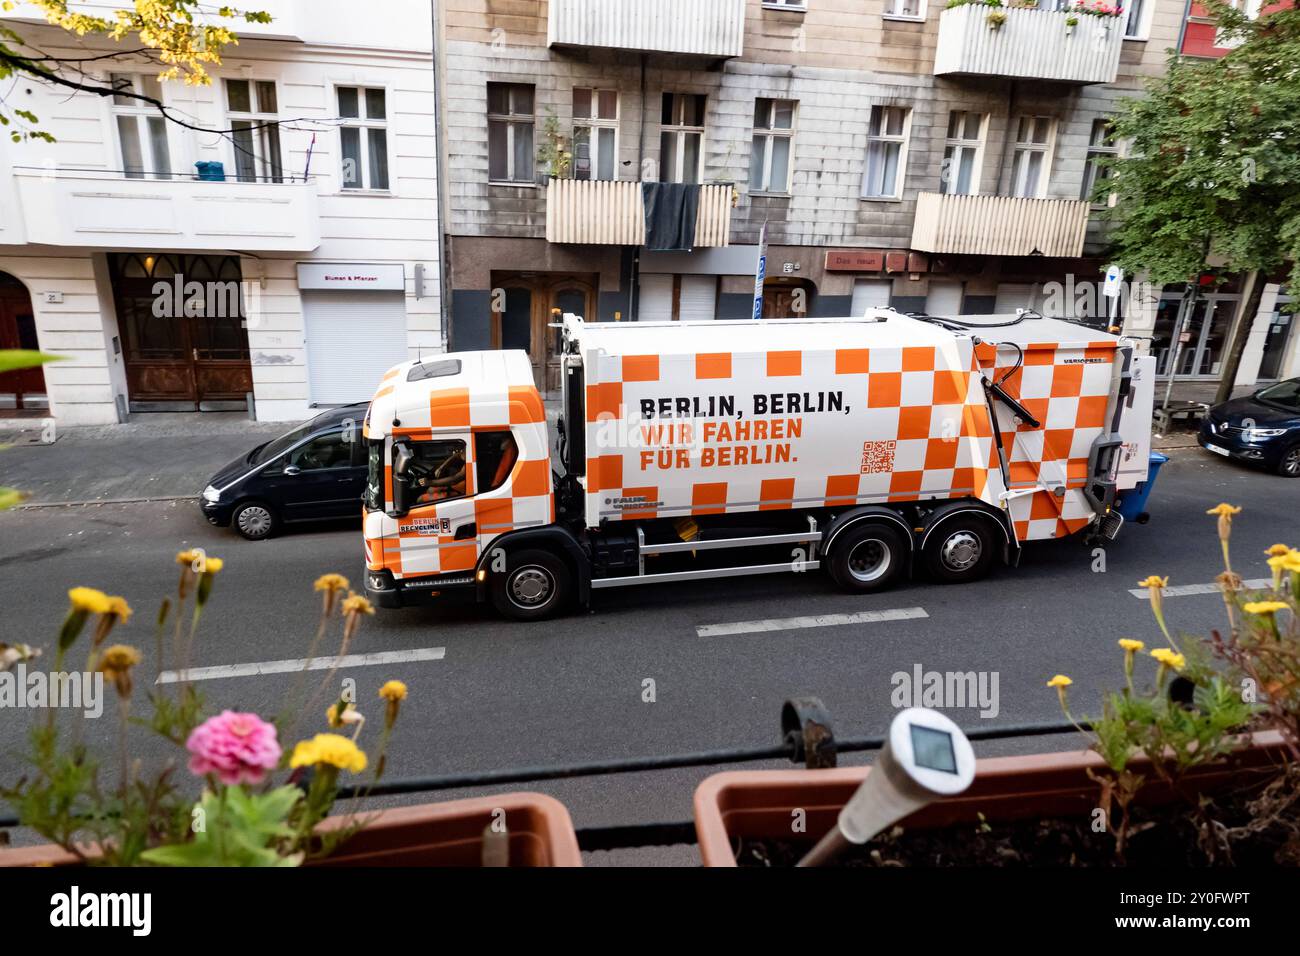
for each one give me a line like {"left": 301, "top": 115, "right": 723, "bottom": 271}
{"left": 828, "top": 523, "right": 908, "bottom": 594}
{"left": 232, "top": 500, "right": 278, "bottom": 540}
{"left": 489, "top": 548, "right": 573, "bottom": 621}
{"left": 1278, "top": 444, "right": 1300, "bottom": 478}
{"left": 922, "top": 516, "right": 998, "bottom": 584}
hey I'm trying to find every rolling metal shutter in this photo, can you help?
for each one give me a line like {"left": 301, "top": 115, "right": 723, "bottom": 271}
{"left": 638, "top": 274, "right": 673, "bottom": 322}
{"left": 303, "top": 291, "right": 408, "bottom": 405}
{"left": 678, "top": 275, "right": 717, "bottom": 321}
{"left": 850, "top": 279, "right": 891, "bottom": 316}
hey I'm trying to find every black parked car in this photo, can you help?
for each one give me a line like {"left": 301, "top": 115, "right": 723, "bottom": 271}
{"left": 1198, "top": 378, "right": 1300, "bottom": 477}
{"left": 201, "top": 403, "right": 371, "bottom": 539}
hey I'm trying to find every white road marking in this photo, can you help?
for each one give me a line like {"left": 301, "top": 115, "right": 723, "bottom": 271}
{"left": 1128, "top": 578, "right": 1271, "bottom": 599}
{"left": 155, "top": 647, "right": 446, "bottom": 685}
{"left": 697, "top": 606, "right": 928, "bottom": 637}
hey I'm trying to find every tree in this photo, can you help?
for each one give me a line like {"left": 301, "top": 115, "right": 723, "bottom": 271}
{"left": 0, "top": 1, "right": 269, "bottom": 142}
{"left": 1097, "top": 2, "right": 1300, "bottom": 401}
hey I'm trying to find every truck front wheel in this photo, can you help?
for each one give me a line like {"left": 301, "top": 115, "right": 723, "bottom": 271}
{"left": 828, "top": 524, "right": 908, "bottom": 593}
{"left": 489, "top": 548, "right": 573, "bottom": 621}
{"left": 922, "top": 517, "right": 997, "bottom": 584}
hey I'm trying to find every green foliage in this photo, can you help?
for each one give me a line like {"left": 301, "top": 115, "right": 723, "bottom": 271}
{"left": 537, "top": 111, "right": 572, "bottom": 179}
{"left": 140, "top": 786, "right": 304, "bottom": 867}
{"left": 1099, "top": 3, "right": 1300, "bottom": 292}
{"left": 0, "top": 350, "right": 62, "bottom": 510}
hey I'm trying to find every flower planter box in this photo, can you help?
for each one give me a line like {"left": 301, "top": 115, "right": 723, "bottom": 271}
{"left": 0, "top": 792, "right": 582, "bottom": 868}
{"left": 693, "top": 731, "right": 1291, "bottom": 867}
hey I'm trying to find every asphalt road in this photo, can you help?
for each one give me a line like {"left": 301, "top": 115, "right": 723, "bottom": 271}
{"left": 0, "top": 447, "right": 1295, "bottom": 864}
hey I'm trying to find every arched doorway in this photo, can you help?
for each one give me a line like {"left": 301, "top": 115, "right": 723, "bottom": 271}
{"left": 0, "top": 272, "right": 46, "bottom": 412}
{"left": 490, "top": 272, "right": 596, "bottom": 393}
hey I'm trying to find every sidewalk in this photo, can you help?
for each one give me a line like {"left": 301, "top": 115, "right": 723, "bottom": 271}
{"left": 0, "top": 413, "right": 287, "bottom": 506}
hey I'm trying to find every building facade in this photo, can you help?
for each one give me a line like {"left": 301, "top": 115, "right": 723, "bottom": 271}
{"left": 439, "top": 0, "right": 1297, "bottom": 395}
{"left": 0, "top": 0, "right": 442, "bottom": 425}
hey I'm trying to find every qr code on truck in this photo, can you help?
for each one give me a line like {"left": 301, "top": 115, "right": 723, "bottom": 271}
{"left": 861, "top": 440, "right": 896, "bottom": 474}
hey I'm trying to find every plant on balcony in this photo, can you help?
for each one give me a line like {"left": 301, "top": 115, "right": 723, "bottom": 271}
{"left": 987, "top": 9, "right": 1008, "bottom": 27}
{"left": 1071, "top": 0, "right": 1124, "bottom": 16}
{"left": 0, "top": 559, "right": 409, "bottom": 866}
{"left": 1065, "top": 14, "right": 1080, "bottom": 28}
{"left": 538, "top": 111, "right": 574, "bottom": 180}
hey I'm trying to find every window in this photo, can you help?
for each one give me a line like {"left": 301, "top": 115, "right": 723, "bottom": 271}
{"left": 749, "top": 98, "right": 796, "bottom": 193}
{"left": 883, "top": 0, "right": 924, "bottom": 19}
{"left": 475, "top": 431, "right": 519, "bottom": 493}
{"left": 861, "top": 105, "right": 909, "bottom": 199}
{"left": 337, "top": 86, "right": 389, "bottom": 190}
{"left": 286, "top": 430, "right": 354, "bottom": 472}
{"left": 1008, "top": 115, "right": 1054, "bottom": 199}
{"left": 1080, "top": 118, "right": 1119, "bottom": 204}
{"left": 573, "top": 88, "right": 618, "bottom": 181}
{"left": 941, "top": 110, "right": 984, "bottom": 196}
{"left": 1123, "top": 0, "right": 1147, "bottom": 38}
{"left": 224, "top": 79, "right": 283, "bottom": 183}
{"left": 401, "top": 438, "right": 468, "bottom": 507}
{"left": 1217, "top": 0, "right": 1261, "bottom": 47}
{"left": 110, "top": 74, "right": 172, "bottom": 180}
{"left": 763, "top": 0, "right": 807, "bottom": 8}
{"left": 487, "top": 83, "right": 535, "bottom": 184}
{"left": 660, "top": 93, "right": 706, "bottom": 184}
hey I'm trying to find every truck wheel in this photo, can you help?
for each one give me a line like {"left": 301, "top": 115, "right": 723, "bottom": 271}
{"left": 828, "top": 524, "right": 907, "bottom": 593}
{"left": 489, "top": 548, "right": 573, "bottom": 621}
{"left": 922, "top": 516, "right": 997, "bottom": 584}
{"left": 232, "top": 500, "right": 278, "bottom": 540}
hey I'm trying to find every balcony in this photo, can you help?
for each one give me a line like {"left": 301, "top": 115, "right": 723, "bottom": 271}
{"left": 6, "top": 169, "right": 321, "bottom": 253}
{"left": 548, "top": 0, "right": 745, "bottom": 58}
{"left": 934, "top": 5, "right": 1124, "bottom": 85}
{"left": 910, "top": 192, "right": 1090, "bottom": 258}
{"left": 546, "top": 179, "right": 732, "bottom": 247}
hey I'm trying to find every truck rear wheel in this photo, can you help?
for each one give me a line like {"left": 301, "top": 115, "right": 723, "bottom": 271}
{"left": 828, "top": 524, "right": 907, "bottom": 593}
{"left": 489, "top": 548, "right": 573, "bottom": 621}
{"left": 922, "top": 516, "right": 997, "bottom": 584}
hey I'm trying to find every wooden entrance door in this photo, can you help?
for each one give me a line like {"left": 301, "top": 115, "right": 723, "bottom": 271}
{"left": 762, "top": 279, "right": 814, "bottom": 319}
{"left": 0, "top": 276, "right": 46, "bottom": 410}
{"left": 109, "top": 254, "right": 253, "bottom": 409}
{"left": 491, "top": 273, "right": 596, "bottom": 394}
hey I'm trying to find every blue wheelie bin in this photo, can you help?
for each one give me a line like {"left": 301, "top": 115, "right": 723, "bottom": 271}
{"left": 1115, "top": 452, "right": 1168, "bottom": 524}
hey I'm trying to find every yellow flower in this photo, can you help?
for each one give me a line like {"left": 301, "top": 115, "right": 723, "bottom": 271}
{"left": 176, "top": 549, "right": 200, "bottom": 567}
{"left": 200, "top": 556, "right": 223, "bottom": 574}
{"left": 1150, "top": 648, "right": 1185, "bottom": 670}
{"left": 1265, "top": 544, "right": 1293, "bottom": 557}
{"left": 1137, "top": 575, "right": 1168, "bottom": 589}
{"left": 1272, "top": 552, "right": 1300, "bottom": 573}
{"left": 97, "top": 643, "right": 141, "bottom": 674}
{"left": 289, "top": 733, "right": 367, "bottom": 774}
{"left": 342, "top": 593, "right": 375, "bottom": 617}
{"left": 1118, "top": 639, "right": 1144, "bottom": 652}
{"left": 379, "top": 680, "right": 408, "bottom": 702}
{"left": 68, "top": 587, "right": 111, "bottom": 614}
{"left": 105, "top": 595, "right": 132, "bottom": 623}
{"left": 1243, "top": 601, "right": 1290, "bottom": 616}
{"left": 1047, "top": 675, "right": 1072, "bottom": 688}
{"left": 314, "top": 573, "right": 350, "bottom": 594}
{"left": 1206, "top": 503, "right": 1241, "bottom": 517}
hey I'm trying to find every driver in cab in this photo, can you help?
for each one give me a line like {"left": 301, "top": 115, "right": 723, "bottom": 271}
{"left": 410, "top": 447, "right": 466, "bottom": 505}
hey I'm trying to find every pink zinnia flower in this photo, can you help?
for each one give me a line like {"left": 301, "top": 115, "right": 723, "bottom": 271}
{"left": 186, "top": 710, "right": 282, "bottom": 785}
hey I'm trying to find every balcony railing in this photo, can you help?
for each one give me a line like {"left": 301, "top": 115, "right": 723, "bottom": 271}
{"left": 547, "top": 0, "right": 745, "bottom": 57}
{"left": 6, "top": 169, "right": 321, "bottom": 253}
{"left": 934, "top": 5, "right": 1125, "bottom": 85}
{"left": 546, "top": 179, "right": 733, "bottom": 247}
{"left": 910, "top": 191, "right": 1090, "bottom": 258}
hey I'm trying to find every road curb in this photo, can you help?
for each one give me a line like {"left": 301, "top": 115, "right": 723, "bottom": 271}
{"left": 14, "top": 495, "right": 198, "bottom": 510}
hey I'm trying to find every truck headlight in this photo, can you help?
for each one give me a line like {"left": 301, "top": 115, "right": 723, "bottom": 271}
{"left": 202, "top": 485, "right": 221, "bottom": 503}
{"left": 1243, "top": 428, "right": 1286, "bottom": 442}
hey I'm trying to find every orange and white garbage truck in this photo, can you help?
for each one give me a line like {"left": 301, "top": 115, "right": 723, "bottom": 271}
{"left": 361, "top": 309, "right": 1157, "bottom": 620}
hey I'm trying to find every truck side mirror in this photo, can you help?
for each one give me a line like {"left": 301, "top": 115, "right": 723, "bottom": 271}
{"left": 391, "top": 442, "right": 414, "bottom": 515}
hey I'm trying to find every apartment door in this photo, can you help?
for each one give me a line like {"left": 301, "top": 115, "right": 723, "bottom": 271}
{"left": 0, "top": 274, "right": 46, "bottom": 410}
{"left": 109, "top": 254, "right": 253, "bottom": 409}
{"left": 762, "top": 278, "right": 815, "bottom": 318}
{"left": 491, "top": 272, "right": 595, "bottom": 394}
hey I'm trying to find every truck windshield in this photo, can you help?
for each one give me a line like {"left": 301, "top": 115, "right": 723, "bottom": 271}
{"left": 364, "top": 441, "right": 384, "bottom": 511}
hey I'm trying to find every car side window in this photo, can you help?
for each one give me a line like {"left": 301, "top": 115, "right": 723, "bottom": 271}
{"left": 289, "top": 431, "right": 352, "bottom": 471}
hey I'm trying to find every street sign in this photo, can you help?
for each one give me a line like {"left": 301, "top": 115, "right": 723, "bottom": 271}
{"left": 1103, "top": 264, "right": 1124, "bottom": 299}
{"left": 752, "top": 221, "right": 768, "bottom": 321}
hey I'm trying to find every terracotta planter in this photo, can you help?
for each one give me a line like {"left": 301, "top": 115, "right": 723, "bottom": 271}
{"left": 0, "top": 792, "right": 582, "bottom": 868}
{"left": 694, "top": 731, "right": 1291, "bottom": 867}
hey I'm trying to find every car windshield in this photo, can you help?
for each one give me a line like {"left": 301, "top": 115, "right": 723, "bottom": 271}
{"left": 248, "top": 421, "right": 317, "bottom": 466}
{"left": 1255, "top": 380, "right": 1300, "bottom": 411}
